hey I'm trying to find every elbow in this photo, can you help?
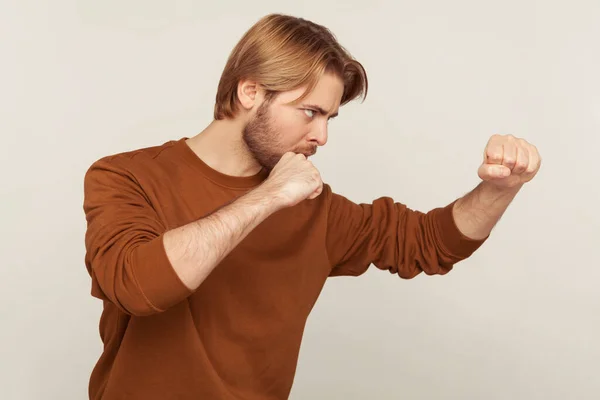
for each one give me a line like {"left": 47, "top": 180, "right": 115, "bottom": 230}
{"left": 93, "top": 265, "right": 167, "bottom": 317}
{"left": 89, "top": 238, "right": 192, "bottom": 317}
{"left": 113, "top": 272, "right": 166, "bottom": 316}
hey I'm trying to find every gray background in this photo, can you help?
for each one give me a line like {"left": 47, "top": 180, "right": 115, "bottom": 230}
{"left": 2, "top": 0, "right": 599, "bottom": 399}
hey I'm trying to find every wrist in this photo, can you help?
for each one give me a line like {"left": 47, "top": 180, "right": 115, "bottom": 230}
{"left": 247, "top": 184, "right": 286, "bottom": 214}
{"left": 479, "top": 180, "right": 523, "bottom": 198}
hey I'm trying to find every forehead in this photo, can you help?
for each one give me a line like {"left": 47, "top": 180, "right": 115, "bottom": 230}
{"left": 274, "top": 72, "right": 344, "bottom": 111}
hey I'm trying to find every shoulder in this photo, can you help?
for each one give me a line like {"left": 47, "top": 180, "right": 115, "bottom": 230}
{"left": 84, "top": 138, "right": 184, "bottom": 184}
{"left": 87, "top": 138, "right": 183, "bottom": 171}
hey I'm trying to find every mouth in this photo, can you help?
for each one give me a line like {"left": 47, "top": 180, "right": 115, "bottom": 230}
{"left": 303, "top": 148, "right": 317, "bottom": 157}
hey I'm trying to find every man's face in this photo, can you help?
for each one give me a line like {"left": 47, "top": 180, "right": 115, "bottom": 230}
{"left": 242, "top": 72, "right": 344, "bottom": 170}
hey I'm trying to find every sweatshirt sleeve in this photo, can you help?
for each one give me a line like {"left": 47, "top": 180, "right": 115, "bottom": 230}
{"left": 325, "top": 186, "right": 488, "bottom": 278}
{"left": 83, "top": 157, "right": 193, "bottom": 316}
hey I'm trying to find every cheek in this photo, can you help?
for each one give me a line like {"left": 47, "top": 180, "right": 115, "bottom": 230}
{"left": 272, "top": 114, "right": 310, "bottom": 144}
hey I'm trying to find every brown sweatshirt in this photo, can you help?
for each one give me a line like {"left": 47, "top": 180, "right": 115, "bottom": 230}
{"left": 82, "top": 137, "right": 487, "bottom": 399}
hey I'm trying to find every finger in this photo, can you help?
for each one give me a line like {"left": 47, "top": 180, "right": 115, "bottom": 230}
{"left": 478, "top": 163, "right": 511, "bottom": 180}
{"left": 501, "top": 141, "right": 517, "bottom": 170}
{"left": 485, "top": 136, "right": 504, "bottom": 165}
{"left": 526, "top": 144, "right": 540, "bottom": 175}
{"left": 276, "top": 152, "right": 295, "bottom": 167}
{"left": 307, "top": 172, "right": 323, "bottom": 199}
{"left": 512, "top": 144, "right": 529, "bottom": 175}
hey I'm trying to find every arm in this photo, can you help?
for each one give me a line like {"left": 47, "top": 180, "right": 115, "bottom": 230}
{"left": 83, "top": 160, "right": 278, "bottom": 316}
{"left": 453, "top": 134, "right": 542, "bottom": 240}
{"left": 163, "top": 187, "right": 278, "bottom": 291}
{"left": 452, "top": 182, "right": 521, "bottom": 240}
{"left": 165, "top": 151, "right": 324, "bottom": 290}
{"left": 325, "top": 188, "right": 487, "bottom": 279}
{"left": 326, "top": 134, "right": 541, "bottom": 279}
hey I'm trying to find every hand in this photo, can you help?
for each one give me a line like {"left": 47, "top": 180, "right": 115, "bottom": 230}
{"left": 260, "top": 152, "right": 324, "bottom": 208}
{"left": 478, "top": 134, "right": 541, "bottom": 189}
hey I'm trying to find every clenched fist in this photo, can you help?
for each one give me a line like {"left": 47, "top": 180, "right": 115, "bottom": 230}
{"left": 478, "top": 134, "right": 541, "bottom": 188}
{"left": 261, "top": 152, "right": 324, "bottom": 209}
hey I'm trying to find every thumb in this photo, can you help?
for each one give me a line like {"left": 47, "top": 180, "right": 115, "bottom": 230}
{"left": 307, "top": 183, "right": 323, "bottom": 200}
{"left": 478, "top": 163, "right": 511, "bottom": 180}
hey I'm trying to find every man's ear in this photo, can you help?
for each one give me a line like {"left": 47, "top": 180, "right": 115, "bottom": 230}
{"left": 237, "top": 80, "right": 263, "bottom": 111}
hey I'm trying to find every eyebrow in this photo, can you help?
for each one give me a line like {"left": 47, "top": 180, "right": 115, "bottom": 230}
{"left": 302, "top": 104, "right": 339, "bottom": 119}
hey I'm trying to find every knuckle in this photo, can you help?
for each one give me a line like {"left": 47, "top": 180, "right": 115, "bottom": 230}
{"left": 531, "top": 144, "right": 539, "bottom": 155}
{"left": 487, "top": 150, "right": 501, "bottom": 159}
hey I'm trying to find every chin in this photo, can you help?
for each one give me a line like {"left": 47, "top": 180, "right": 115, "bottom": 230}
{"left": 301, "top": 149, "right": 317, "bottom": 157}
{"left": 256, "top": 153, "right": 281, "bottom": 171}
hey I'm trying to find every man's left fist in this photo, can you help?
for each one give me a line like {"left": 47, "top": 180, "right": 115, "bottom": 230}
{"left": 478, "top": 134, "right": 541, "bottom": 189}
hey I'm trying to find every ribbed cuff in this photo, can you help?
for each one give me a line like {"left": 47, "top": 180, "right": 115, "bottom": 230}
{"left": 435, "top": 200, "right": 489, "bottom": 259}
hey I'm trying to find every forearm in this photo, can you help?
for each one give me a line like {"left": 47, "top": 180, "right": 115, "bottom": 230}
{"left": 163, "top": 186, "right": 280, "bottom": 290}
{"left": 452, "top": 181, "right": 522, "bottom": 240}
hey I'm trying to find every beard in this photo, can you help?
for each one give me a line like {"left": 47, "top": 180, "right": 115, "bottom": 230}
{"left": 242, "top": 99, "right": 317, "bottom": 171}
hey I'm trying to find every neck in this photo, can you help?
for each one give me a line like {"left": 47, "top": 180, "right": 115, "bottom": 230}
{"left": 186, "top": 118, "right": 263, "bottom": 177}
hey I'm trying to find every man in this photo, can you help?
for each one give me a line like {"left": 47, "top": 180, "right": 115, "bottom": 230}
{"left": 83, "top": 13, "right": 541, "bottom": 400}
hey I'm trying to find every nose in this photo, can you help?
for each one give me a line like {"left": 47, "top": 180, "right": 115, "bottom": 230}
{"left": 311, "top": 122, "right": 328, "bottom": 146}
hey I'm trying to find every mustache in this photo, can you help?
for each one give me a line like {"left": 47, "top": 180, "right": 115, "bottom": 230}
{"left": 301, "top": 146, "right": 317, "bottom": 157}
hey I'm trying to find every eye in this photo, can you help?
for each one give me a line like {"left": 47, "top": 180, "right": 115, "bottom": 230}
{"left": 304, "top": 109, "right": 316, "bottom": 119}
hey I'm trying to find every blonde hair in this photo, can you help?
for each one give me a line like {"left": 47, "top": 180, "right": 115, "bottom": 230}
{"left": 214, "top": 14, "right": 368, "bottom": 120}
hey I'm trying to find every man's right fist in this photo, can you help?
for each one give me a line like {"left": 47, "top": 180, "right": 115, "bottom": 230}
{"left": 261, "top": 152, "right": 324, "bottom": 209}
